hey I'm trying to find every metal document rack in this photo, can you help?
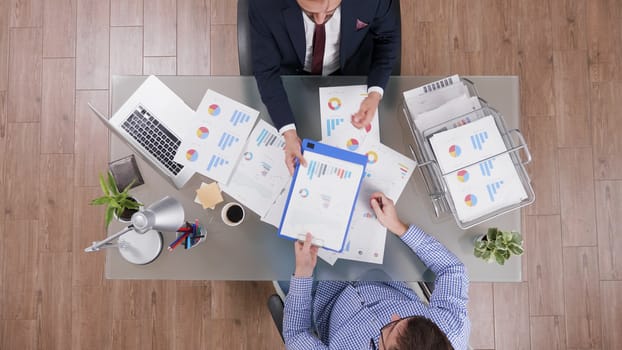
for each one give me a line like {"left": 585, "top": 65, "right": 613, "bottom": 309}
{"left": 403, "top": 79, "right": 535, "bottom": 229}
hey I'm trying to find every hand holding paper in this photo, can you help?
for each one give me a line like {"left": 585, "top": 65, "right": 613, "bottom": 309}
{"left": 352, "top": 91, "right": 381, "bottom": 129}
{"left": 283, "top": 130, "right": 307, "bottom": 176}
{"left": 370, "top": 192, "right": 408, "bottom": 237}
{"left": 294, "top": 233, "right": 319, "bottom": 278}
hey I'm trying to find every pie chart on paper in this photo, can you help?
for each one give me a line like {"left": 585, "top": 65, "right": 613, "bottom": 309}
{"left": 449, "top": 144, "right": 462, "bottom": 158}
{"left": 346, "top": 138, "right": 359, "bottom": 151}
{"left": 457, "top": 169, "right": 470, "bottom": 183}
{"left": 464, "top": 194, "right": 478, "bottom": 207}
{"left": 186, "top": 149, "right": 199, "bottom": 162}
{"left": 196, "top": 126, "right": 210, "bottom": 139}
{"left": 208, "top": 104, "right": 221, "bottom": 116}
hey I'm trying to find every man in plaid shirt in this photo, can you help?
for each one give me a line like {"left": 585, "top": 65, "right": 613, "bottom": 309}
{"left": 283, "top": 192, "right": 470, "bottom": 349}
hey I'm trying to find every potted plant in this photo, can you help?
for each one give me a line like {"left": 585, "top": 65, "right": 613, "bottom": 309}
{"left": 90, "top": 171, "right": 142, "bottom": 227}
{"left": 473, "top": 227, "right": 523, "bottom": 265}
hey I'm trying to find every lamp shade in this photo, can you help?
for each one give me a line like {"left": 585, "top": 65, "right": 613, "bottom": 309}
{"left": 131, "top": 196, "right": 185, "bottom": 233}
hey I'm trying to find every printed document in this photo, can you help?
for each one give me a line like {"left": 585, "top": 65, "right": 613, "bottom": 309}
{"left": 319, "top": 85, "right": 380, "bottom": 150}
{"left": 173, "top": 89, "right": 259, "bottom": 184}
{"left": 220, "top": 120, "right": 291, "bottom": 217}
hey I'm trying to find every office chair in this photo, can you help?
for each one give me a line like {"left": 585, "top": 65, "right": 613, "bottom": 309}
{"left": 237, "top": 0, "right": 253, "bottom": 76}
{"left": 237, "top": 0, "right": 402, "bottom": 76}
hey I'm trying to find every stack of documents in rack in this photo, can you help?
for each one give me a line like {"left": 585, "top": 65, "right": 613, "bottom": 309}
{"left": 402, "top": 75, "right": 527, "bottom": 223}
{"left": 403, "top": 75, "right": 482, "bottom": 132}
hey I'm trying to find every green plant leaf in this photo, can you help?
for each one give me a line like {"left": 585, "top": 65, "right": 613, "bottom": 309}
{"left": 512, "top": 232, "right": 523, "bottom": 245}
{"left": 109, "top": 199, "right": 121, "bottom": 209}
{"left": 474, "top": 248, "right": 483, "bottom": 258}
{"left": 502, "top": 231, "right": 513, "bottom": 243}
{"left": 107, "top": 172, "right": 120, "bottom": 196}
{"left": 487, "top": 227, "right": 499, "bottom": 241}
{"left": 482, "top": 250, "right": 492, "bottom": 261}
{"left": 474, "top": 240, "right": 486, "bottom": 250}
{"left": 90, "top": 196, "right": 109, "bottom": 205}
{"left": 122, "top": 179, "right": 137, "bottom": 193}
{"left": 508, "top": 244, "right": 524, "bottom": 256}
{"left": 98, "top": 173, "right": 110, "bottom": 196}
{"left": 104, "top": 206, "right": 114, "bottom": 228}
{"left": 495, "top": 252, "right": 506, "bottom": 265}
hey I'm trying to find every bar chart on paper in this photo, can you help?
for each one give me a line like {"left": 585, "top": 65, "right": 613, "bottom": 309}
{"left": 207, "top": 155, "right": 229, "bottom": 171}
{"left": 217, "top": 133, "right": 239, "bottom": 150}
{"left": 307, "top": 160, "right": 352, "bottom": 180}
{"left": 230, "top": 110, "right": 252, "bottom": 126}
{"left": 256, "top": 128, "right": 286, "bottom": 148}
{"left": 326, "top": 118, "right": 345, "bottom": 137}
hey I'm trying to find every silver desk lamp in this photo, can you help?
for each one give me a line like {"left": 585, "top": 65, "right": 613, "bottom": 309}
{"left": 84, "top": 196, "right": 185, "bottom": 265}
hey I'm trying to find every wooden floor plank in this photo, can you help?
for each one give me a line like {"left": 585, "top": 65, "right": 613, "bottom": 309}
{"left": 72, "top": 187, "right": 106, "bottom": 287}
{"left": 76, "top": 0, "right": 110, "bottom": 90}
{"left": 110, "top": 0, "right": 143, "bottom": 26}
{"left": 39, "top": 154, "right": 75, "bottom": 253}
{"left": 9, "top": 0, "right": 42, "bottom": 27}
{"left": 586, "top": 0, "right": 622, "bottom": 82}
{"left": 0, "top": 91, "right": 6, "bottom": 217}
{"left": 0, "top": 0, "right": 9, "bottom": 91}
{"left": 550, "top": 0, "right": 587, "bottom": 50}
{"left": 36, "top": 252, "right": 72, "bottom": 350}
{"left": 111, "top": 280, "right": 159, "bottom": 321}
{"left": 467, "top": 283, "right": 495, "bottom": 349}
{"left": 595, "top": 181, "right": 622, "bottom": 280}
{"left": 0, "top": 320, "right": 38, "bottom": 350}
{"left": 41, "top": 58, "right": 75, "bottom": 154}
{"left": 517, "top": 16, "right": 555, "bottom": 117}
{"left": 204, "top": 319, "right": 247, "bottom": 350}
{"left": 4, "top": 123, "right": 40, "bottom": 219}
{"left": 553, "top": 50, "right": 591, "bottom": 147}
{"left": 143, "top": 57, "right": 177, "bottom": 75}
{"left": 493, "top": 282, "right": 531, "bottom": 350}
{"left": 211, "top": 0, "right": 237, "bottom": 25}
{"left": 43, "top": 0, "right": 77, "bottom": 57}
{"left": 177, "top": 0, "right": 211, "bottom": 75}
{"left": 530, "top": 316, "right": 567, "bottom": 349}
{"left": 0, "top": 220, "right": 40, "bottom": 320}
{"left": 8, "top": 27, "right": 42, "bottom": 123}
{"left": 563, "top": 246, "right": 602, "bottom": 348}
{"left": 449, "top": 0, "right": 482, "bottom": 53}
{"left": 600, "top": 281, "right": 622, "bottom": 350}
{"left": 524, "top": 116, "right": 560, "bottom": 215}
{"left": 73, "top": 90, "right": 109, "bottom": 187}
{"left": 211, "top": 24, "right": 239, "bottom": 75}
{"left": 110, "top": 26, "right": 143, "bottom": 76}
{"left": 71, "top": 285, "right": 113, "bottom": 350}
{"left": 481, "top": 0, "right": 519, "bottom": 75}
{"left": 526, "top": 215, "right": 565, "bottom": 316}
{"left": 558, "top": 147, "right": 597, "bottom": 246}
{"left": 591, "top": 82, "right": 622, "bottom": 180}
{"left": 144, "top": 0, "right": 177, "bottom": 57}
{"left": 112, "top": 320, "right": 153, "bottom": 349}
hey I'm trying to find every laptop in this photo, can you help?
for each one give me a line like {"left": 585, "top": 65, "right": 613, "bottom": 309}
{"left": 88, "top": 75, "right": 195, "bottom": 189}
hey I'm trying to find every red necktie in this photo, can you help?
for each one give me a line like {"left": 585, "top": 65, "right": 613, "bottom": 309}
{"left": 311, "top": 23, "right": 326, "bottom": 75}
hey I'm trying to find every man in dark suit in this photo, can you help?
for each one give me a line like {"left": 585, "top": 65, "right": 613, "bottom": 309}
{"left": 249, "top": 0, "right": 400, "bottom": 174}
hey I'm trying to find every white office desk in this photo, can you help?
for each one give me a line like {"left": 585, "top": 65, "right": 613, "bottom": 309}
{"left": 106, "top": 75, "right": 523, "bottom": 281}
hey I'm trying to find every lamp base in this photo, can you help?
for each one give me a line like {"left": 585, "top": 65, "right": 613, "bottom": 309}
{"left": 118, "top": 229, "right": 163, "bottom": 265}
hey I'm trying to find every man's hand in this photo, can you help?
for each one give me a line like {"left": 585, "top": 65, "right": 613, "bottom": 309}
{"left": 283, "top": 130, "right": 307, "bottom": 176}
{"left": 370, "top": 192, "right": 408, "bottom": 237}
{"left": 351, "top": 91, "right": 381, "bottom": 129}
{"left": 294, "top": 233, "right": 319, "bottom": 278}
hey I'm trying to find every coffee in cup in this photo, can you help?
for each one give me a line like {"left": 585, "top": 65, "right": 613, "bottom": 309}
{"left": 221, "top": 202, "right": 245, "bottom": 226}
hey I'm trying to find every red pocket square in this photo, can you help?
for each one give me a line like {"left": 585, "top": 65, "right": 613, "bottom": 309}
{"left": 356, "top": 19, "right": 368, "bottom": 30}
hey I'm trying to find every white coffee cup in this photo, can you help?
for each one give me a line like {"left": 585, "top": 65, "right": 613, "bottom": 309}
{"left": 221, "top": 202, "right": 245, "bottom": 226}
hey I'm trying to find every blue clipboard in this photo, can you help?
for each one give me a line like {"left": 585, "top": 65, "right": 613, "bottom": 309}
{"left": 277, "top": 139, "right": 367, "bottom": 252}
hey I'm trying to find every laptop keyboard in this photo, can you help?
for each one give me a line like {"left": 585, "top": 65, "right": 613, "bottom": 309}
{"left": 121, "top": 105, "right": 184, "bottom": 175}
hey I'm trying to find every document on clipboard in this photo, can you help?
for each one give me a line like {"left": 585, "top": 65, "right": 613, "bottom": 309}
{"left": 277, "top": 139, "right": 367, "bottom": 252}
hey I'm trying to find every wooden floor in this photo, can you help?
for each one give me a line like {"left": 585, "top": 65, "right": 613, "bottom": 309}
{"left": 0, "top": 0, "right": 621, "bottom": 349}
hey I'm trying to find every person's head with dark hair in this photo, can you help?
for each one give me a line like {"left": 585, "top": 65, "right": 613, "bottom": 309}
{"left": 375, "top": 314, "right": 454, "bottom": 350}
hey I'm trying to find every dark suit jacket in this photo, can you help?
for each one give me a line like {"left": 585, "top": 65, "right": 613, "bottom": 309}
{"left": 249, "top": 0, "right": 401, "bottom": 130}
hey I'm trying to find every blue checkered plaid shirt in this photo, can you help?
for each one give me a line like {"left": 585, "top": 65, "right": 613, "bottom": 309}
{"left": 283, "top": 225, "right": 470, "bottom": 349}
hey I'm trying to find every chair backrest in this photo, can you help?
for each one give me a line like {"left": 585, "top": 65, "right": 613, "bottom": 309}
{"left": 237, "top": 0, "right": 254, "bottom": 76}
{"left": 237, "top": 0, "right": 401, "bottom": 76}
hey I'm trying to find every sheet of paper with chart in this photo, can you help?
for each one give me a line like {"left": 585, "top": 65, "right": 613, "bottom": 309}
{"left": 319, "top": 85, "right": 380, "bottom": 151}
{"left": 318, "top": 140, "right": 417, "bottom": 264}
{"left": 278, "top": 140, "right": 367, "bottom": 252}
{"left": 220, "top": 120, "right": 290, "bottom": 217}
{"left": 173, "top": 89, "right": 259, "bottom": 184}
{"left": 429, "top": 115, "right": 526, "bottom": 222}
